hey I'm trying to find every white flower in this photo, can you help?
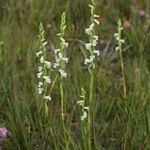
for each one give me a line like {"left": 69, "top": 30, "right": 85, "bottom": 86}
{"left": 92, "top": 39, "right": 97, "bottom": 46}
{"left": 44, "top": 96, "right": 51, "bottom": 101}
{"left": 85, "top": 28, "right": 91, "bottom": 35}
{"left": 36, "top": 51, "right": 42, "bottom": 57}
{"left": 90, "top": 55, "right": 95, "bottom": 61}
{"left": 61, "top": 57, "right": 69, "bottom": 63}
{"left": 55, "top": 58, "right": 61, "bottom": 63}
{"left": 77, "top": 100, "right": 84, "bottom": 106}
{"left": 40, "top": 56, "right": 44, "bottom": 63}
{"left": 89, "top": 23, "right": 95, "bottom": 31}
{"left": 58, "top": 69, "right": 67, "bottom": 78}
{"left": 60, "top": 37, "right": 65, "bottom": 43}
{"left": 38, "top": 66, "right": 42, "bottom": 72}
{"left": 38, "top": 82, "right": 43, "bottom": 87}
{"left": 38, "top": 87, "right": 44, "bottom": 95}
{"left": 60, "top": 38, "right": 69, "bottom": 48}
{"left": 64, "top": 42, "right": 69, "bottom": 48}
{"left": 54, "top": 49, "right": 60, "bottom": 54}
{"left": 93, "top": 50, "right": 100, "bottom": 56}
{"left": 53, "top": 62, "right": 59, "bottom": 68}
{"left": 93, "top": 35, "right": 99, "bottom": 41}
{"left": 43, "top": 41, "right": 48, "bottom": 46}
{"left": 53, "top": 16, "right": 69, "bottom": 80}
{"left": 120, "top": 39, "right": 125, "bottom": 43}
{"left": 114, "top": 33, "right": 119, "bottom": 37}
{"left": 57, "top": 33, "right": 61, "bottom": 36}
{"left": 43, "top": 76, "right": 51, "bottom": 84}
{"left": 85, "top": 43, "right": 92, "bottom": 51}
{"left": 81, "top": 112, "right": 87, "bottom": 121}
{"left": 94, "top": 19, "right": 100, "bottom": 25}
{"left": 44, "top": 61, "right": 51, "bottom": 69}
{"left": 84, "top": 58, "right": 90, "bottom": 65}
{"left": 115, "top": 46, "right": 119, "bottom": 51}
{"left": 58, "top": 52, "right": 63, "bottom": 59}
{"left": 84, "top": 106, "right": 89, "bottom": 111}
{"left": 85, "top": 23, "right": 95, "bottom": 35}
{"left": 94, "top": 14, "right": 99, "bottom": 18}
{"left": 37, "top": 72, "right": 43, "bottom": 78}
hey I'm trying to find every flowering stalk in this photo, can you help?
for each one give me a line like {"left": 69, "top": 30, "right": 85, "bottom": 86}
{"left": 84, "top": 1, "right": 100, "bottom": 69}
{"left": 114, "top": 19, "right": 127, "bottom": 99}
{"left": 83, "top": 0, "right": 100, "bottom": 149}
{"left": 36, "top": 23, "right": 52, "bottom": 115}
{"left": 52, "top": 12, "right": 69, "bottom": 120}
{"left": 52, "top": 12, "right": 69, "bottom": 149}
{"left": 77, "top": 87, "right": 89, "bottom": 149}
{"left": 77, "top": 87, "right": 89, "bottom": 122}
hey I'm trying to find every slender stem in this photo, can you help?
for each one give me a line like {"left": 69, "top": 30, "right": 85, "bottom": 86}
{"left": 119, "top": 46, "right": 127, "bottom": 99}
{"left": 87, "top": 69, "right": 94, "bottom": 150}
{"left": 50, "top": 74, "right": 58, "bottom": 93}
{"left": 60, "top": 80, "right": 69, "bottom": 149}
{"left": 117, "top": 20, "right": 127, "bottom": 100}
{"left": 60, "top": 79, "right": 65, "bottom": 120}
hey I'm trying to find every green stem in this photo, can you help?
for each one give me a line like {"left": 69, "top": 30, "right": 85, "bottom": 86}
{"left": 87, "top": 69, "right": 94, "bottom": 150}
{"left": 60, "top": 79, "right": 69, "bottom": 149}
{"left": 60, "top": 80, "right": 65, "bottom": 120}
{"left": 119, "top": 46, "right": 127, "bottom": 99}
{"left": 50, "top": 74, "right": 58, "bottom": 93}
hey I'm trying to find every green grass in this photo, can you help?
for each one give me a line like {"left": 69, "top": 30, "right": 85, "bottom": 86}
{"left": 0, "top": 0, "right": 150, "bottom": 149}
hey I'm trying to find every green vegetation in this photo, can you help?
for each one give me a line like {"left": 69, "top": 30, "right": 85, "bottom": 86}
{"left": 0, "top": 0, "right": 150, "bottom": 149}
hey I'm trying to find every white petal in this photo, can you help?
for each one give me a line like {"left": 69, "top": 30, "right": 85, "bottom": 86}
{"left": 77, "top": 100, "right": 84, "bottom": 106}
{"left": 64, "top": 42, "right": 69, "bottom": 48}
{"left": 58, "top": 53, "right": 63, "bottom": 59}
{"left": 44, "top": 96, "right": 51, "bottom": 101}
{"left": 58, "top": 69, "right": 67, "bottom": 78}
{"left": 114, "top": 33, "right": 119, "bottom": 37}
{"left": 38, "top": 82, "right": 43, "bottom": 87}
{"left": 36, "top": 51, "right": 42, "bottom": 57}
{"left": 44, "top": 61, "right": 51, "bottom": 69}
{"left": 54, "top": 49, "right": 60, "bottom": 54}
{"left": 120, "top": 39, "right": 125, "bottom": 43}
{"left": 90, "top": 55, "right": 95, "bottom": 61}
{"left": 85, "top": 28, "right": 91, "bottom": 35}
{"left": 40, "top": 56, "right": 44, "bottom": 63}
{"left": 94, "top": 14, "right": 99, "bottom": 18}
{"left": 89, "top": 23, "right": 94, "bottom": 30}
{"left": 94, "top": 19, "right": 100, "bottom": 25}
{"left": 60, "top": 37, "right": 65, "bottom": 43}
{"left": 38, "top": 87, "right": 44, "bottom": 94}
{"left": 43, "top": 76, "right": 51, "bottom": 84}
{"left": 85, "top": 43, "right": 92, "bottom": 51}
{"left": 93, "top": 50, "right": 100, "bottom": 56}
{"left": 84, "top": 106, "right": 89, "bottom": 111}
{"left": 43, "top": 41, "right": 48, "bottom": 46}
{"left": 37, "top": 72, "right": 43, "bottom": 78}
{"left": 92, "top": 39, "right": 97, "bottom": 46}
{"left": 61, "top": 57, "right": 69, "bottom": 63}
{"left": 38, "top": 66, "right": 42, "bottom": 72}
{"left": 93, "top": 35, "right": 99, "bottom": 41}
{"left": 53, "top": 62, "right": 59, "bottom": 68}
{"left": 84, "top": 58, "right": 90, "bottom": 65}
{"left": 115, "top": 47, "right": 119, "bottom": 51}
{"left": 81, "top": 112, "right": 87, "bottom": 121}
